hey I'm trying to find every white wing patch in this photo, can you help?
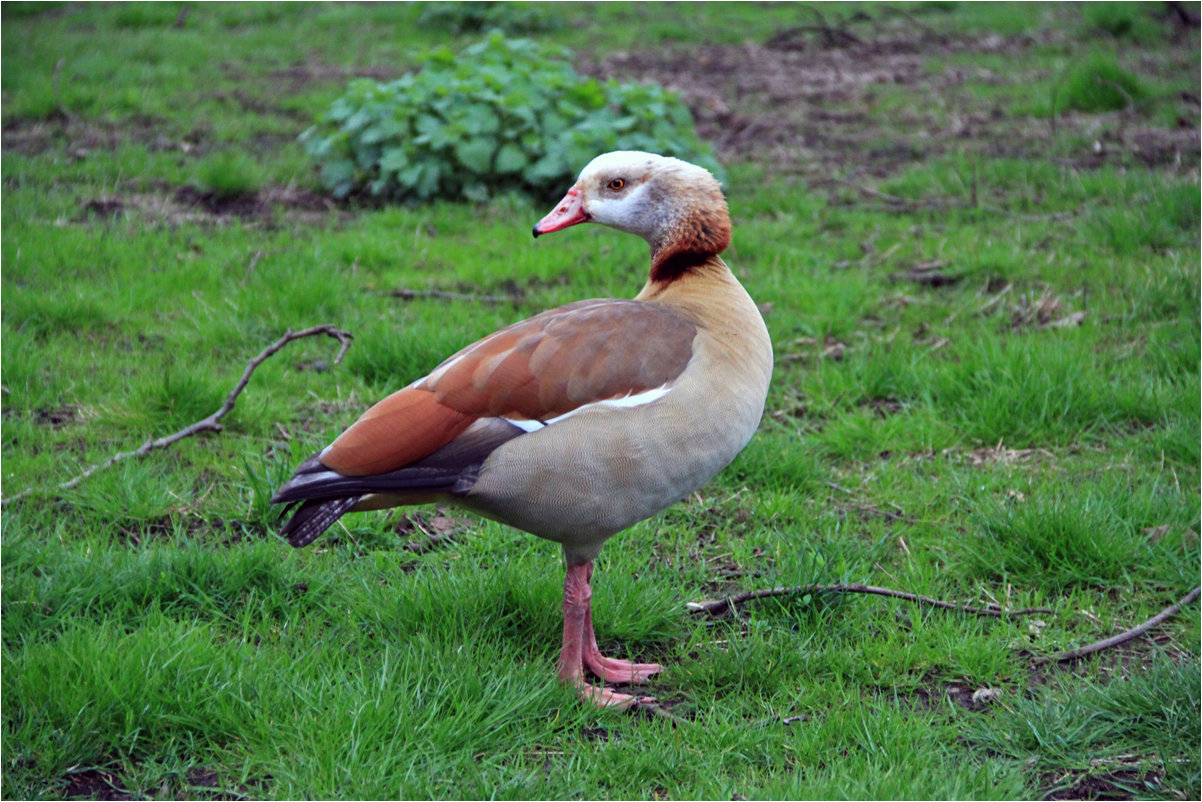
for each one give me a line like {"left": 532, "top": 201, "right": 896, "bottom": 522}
{"left": 504, "top": 418, "right": 546, "bottom": 433}
{"left": 544, "top": 385, "right": 672, "bottom": 424}
{"left": 500, "top": 385, "right": 672, "bottom": 433}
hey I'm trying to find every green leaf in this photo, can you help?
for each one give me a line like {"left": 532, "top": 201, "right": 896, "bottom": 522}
{"left": 320, "top": 159, "right": 355, "bottom": 189}
{"left": 455, "top": 137, "right": 496, "bottom": 174}
{"left": 524, "top": 153, "right": 565, "bottom": 184}
{"left": 305, "top": 34, "right": 716, "bottom": 202}
{"left": 380, "top": 147, "right": 409, "bottom": 174}
{"left": 494, "top": 143, "right": 528, "bottom": 174}
{"left": 416, "top": 162, "right": 441, "bottom": 197}
{"left": 460, "top": 104, "right": 501, "bottom": 135}
{"left": 397, "top": 164, "right": 423, "bottom": 189}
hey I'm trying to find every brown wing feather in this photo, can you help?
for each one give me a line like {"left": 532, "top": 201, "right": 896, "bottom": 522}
{"left": 318, "top": 299, "right": 696, "bottom": 477}
{"left": 424, "top": 299, "right": 696, "bottom": 421}
{"left": 320, "top": 387, "right": 474, "bottom": 476}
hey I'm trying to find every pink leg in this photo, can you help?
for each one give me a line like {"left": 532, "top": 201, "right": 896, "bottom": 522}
{"left": 581, "top": 564, "right": 663, "bottom": 684}
{"left": 557, "top": 561, "right": 654, "bottom": 708}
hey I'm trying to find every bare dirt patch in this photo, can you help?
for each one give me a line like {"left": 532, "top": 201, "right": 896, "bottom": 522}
{"left": 1042, "top": 767, "right": 1158, "bottom": 800}
{"left": 579, "top": 28, "right": 1200, "bottom": 180}
{"left": 62, "top": 769, "right": 129, "bottom": 801}
{"left": 2, "top": 114, "right": 200, "bottom": 158}
{"left": 59, "top": 766, "right": 256, "bottom": 801}
{"left": 33, "top": 405, "right": 85, "bottom": 429}
{"left": 75, "top": 183, "right": 339, "bottom": 228}
{"left": 902, "top": 677, "right": 1005, "bottom": 713}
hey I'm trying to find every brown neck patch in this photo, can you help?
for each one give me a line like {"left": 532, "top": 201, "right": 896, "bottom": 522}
{"left": 650, "top": 251, "right": 714, "bottom": 283}
{"left": 648, "top": 193, "right": 732, "bottom": 285}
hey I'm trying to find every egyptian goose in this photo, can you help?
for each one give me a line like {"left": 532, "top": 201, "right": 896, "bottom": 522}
{"left": 273, "top": 151, "right": 774, "bottom": 707}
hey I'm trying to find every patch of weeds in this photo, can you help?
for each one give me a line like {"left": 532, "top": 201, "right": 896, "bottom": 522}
{"left": 963, "top": 477, "right": 1182, "bottom": 591}
{"left": 1059, "top": 53, "right": 1148, "bottom": 114}
{"left": 1, "top": 2, "right": 63, "bottom": 20}
{"left": 2, "top": 288, "right": 113, "bottom": 337}
{"left": 1090, "top": 180, "right": 1201, "bottom": 254}
{"left": 962, "top": 658, "right": 1200, "bottom": 799}
{"left": 677, "top": 618, "right": 807, "bottom": 697}
{"left": 110, "top": 2, "right": 183, "bottom": 29}
{"left": 0, "top": 329, "right": 68, "bottom": 410}
{"left": 417, "top": 2, "right": 558, "bottom": 34}
{"left": 719, "top": 431, "right": 826, "bottom": 491}
{"left": 343, "top": 319, "right": 482, "bottom": 392}
{"left": 1082, "top": 2, "right": 1162, "bottom": 42}
{"left": 2, "top": 536, "right": 304, "bottom": 641}
{"left": 196, "top": 150, "right": 261, "bottom": 200}
{"left": 134, "top": 364, "right": 226, "bottom": 433}
{"left": 1145, "top": 415, "right": 1201, "bottom": 470}
{"left": 938, "top": 334, "right": 1162, "bottom": 447}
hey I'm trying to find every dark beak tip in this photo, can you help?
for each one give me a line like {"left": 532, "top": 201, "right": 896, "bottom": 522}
{"left": 531, "top": 225, "right": 541, "bottom": 239}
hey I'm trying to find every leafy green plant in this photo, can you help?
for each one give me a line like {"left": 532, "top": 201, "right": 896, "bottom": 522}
{"left": 301, "top": 34, "right": 721, "bottom": 202}
{"left": 1059, "top": 53, "right": 1147, "bottom": 113}
{"left": 417, "top": 2, "right": 558, "bottom": 34}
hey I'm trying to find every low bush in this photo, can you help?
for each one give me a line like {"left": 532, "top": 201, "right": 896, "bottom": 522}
{"left": 301, "top": 34, "right": 720, "bottom": 202}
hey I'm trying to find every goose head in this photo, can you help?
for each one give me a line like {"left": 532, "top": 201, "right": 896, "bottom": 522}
{"left": 533, "top": 151, "right": 731, "bottom": 279}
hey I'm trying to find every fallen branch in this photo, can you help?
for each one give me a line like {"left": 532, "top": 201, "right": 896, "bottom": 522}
{"left": 1033, "top": 586, "right": 1201, "bottom": 665}
{"left": 1, "top": 324, "right": 353, "bottom": 506}
{"left": 687, "top": 583, "right": 1052, "bottom": 618}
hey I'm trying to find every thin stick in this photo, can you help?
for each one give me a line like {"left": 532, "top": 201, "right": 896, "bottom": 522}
{"left": 2, "top": 324, "right": 353, "bottom": 506}
{"left": 687, "top": 583, "right": 1052, "bottom": 618}
{"left": 1033, "top": 586, "right": 1201, "bottom": 665}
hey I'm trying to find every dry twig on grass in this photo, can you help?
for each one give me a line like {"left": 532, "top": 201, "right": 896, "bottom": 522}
{"left": 1033, "top": 586, "right": 1201, "bottom": 665}
{"left": 1, "top": 324, "right": 354, "bottom": 507}
{"left": 687, "top": 583, "right": 1052, "bottom": 618}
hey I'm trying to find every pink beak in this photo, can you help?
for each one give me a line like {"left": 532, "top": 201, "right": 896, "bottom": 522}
{"left": 533, "top": 188, "right": 589, "bottom": 238}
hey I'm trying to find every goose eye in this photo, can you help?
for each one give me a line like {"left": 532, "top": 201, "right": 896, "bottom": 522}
{"left": 608, "top": 178, "right": 625, "bottom": 191}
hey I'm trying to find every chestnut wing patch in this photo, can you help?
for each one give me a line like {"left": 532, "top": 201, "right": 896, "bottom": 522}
{"left": 318, "top": 299, "right": 696, "bottom": 477}
{"left": 422, "top": 299, "right": 697, "bottom": 421}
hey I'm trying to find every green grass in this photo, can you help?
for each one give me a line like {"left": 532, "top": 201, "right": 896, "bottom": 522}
{"left": 3, "top": 3, "right": 1199, "bottom": 800}
{"left": 196, "top": 150, "right": 262, "bottom": 199}
{"left": 1060, "top": 53, "right": 1148, "bottom": 113}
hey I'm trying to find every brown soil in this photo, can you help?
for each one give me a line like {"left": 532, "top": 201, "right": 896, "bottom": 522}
{"left": 2, "top": 114, "right": 201, "bottom": 158}
{"left": 2, "top": 22, "right": 1195, "bottom": 222}
{"left": 579, "top": 29, "right": 1200, "bottom": 180}
{"left": 1042, "top": 768, "right": 1155, "bottom": 800}
{"left": 60, "top": 766, "right": 250, "bottom": 801}
{"left": 62, "top": 770, "right": 129, "bottom": 801}
{"left": 73, "top": 184, "right": 340, "bottom": 228}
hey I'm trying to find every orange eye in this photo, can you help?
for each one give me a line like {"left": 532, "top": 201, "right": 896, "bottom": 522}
{"left": 608, "top": 178, "right": 625, "bottom": 191}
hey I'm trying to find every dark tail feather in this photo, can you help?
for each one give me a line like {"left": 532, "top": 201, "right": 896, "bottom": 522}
{"left": 273, "top": 418, "right": 527, "bottom": 548}
{"left": 281, "top": 495, "right": 362, "bottom": 548}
